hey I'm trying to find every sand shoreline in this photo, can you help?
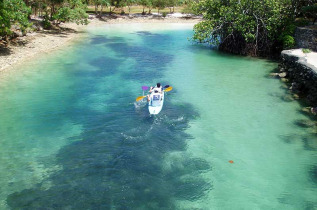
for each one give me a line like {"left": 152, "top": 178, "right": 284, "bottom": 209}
{"left": 0, "top": 15, "right": 201, "bottom": 73}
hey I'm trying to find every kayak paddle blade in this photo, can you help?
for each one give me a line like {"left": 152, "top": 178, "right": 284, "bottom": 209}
{"left": 136, "top": 95, "right": 147, "bottom": 101}
{"left": 142, "top": 86, "right": 149, "bottom": 91}
{"left": 164, "top": 86, "right": 173, "bottom": 92}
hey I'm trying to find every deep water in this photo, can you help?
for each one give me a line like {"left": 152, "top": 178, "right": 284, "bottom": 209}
{"left": 0, "top": 23, "right": 316, "bottom": 209}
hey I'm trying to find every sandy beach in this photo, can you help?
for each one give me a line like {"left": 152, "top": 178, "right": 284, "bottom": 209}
{"left": 0, "top": 14, "right": 201, "bottom": 73}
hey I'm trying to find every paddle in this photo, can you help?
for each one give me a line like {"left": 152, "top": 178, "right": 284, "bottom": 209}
{"left": 136, "top": 95, "right": 147, "bottom": 101}
{"left": 142, "top": 86, "right": 149, "bottom": 91}
{"left": 136, "top": 86, "right": 173, "bottom": 102}
{"left": 164, "top": 86, "right": 173, "bottom": 92}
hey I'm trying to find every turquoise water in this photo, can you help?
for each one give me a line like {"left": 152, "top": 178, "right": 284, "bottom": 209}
{"left": 0, "top": 23, "right": 316, "bottom": 209}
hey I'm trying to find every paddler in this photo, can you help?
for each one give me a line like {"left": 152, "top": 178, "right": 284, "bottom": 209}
{"left": 147, "top": 83, "right": 162, "bottom": 101}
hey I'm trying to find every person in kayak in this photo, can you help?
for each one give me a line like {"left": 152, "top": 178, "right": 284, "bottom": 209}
{"left": 150, "top": 83, "right": 162, "bottom": 93}
{"left": 147, "top": 83, "right": 162, "bottom": 101}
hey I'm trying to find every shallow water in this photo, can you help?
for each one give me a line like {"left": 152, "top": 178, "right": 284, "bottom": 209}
{"left": 0, "top": 23, "right": 316, "bottom": 209}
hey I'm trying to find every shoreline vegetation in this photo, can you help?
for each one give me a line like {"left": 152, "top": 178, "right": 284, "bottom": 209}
{"left": 0, "top": 14, "right": 201, "bottom": 73}
{"left": 0, "top": 0, "right": 316, "bottom": 126}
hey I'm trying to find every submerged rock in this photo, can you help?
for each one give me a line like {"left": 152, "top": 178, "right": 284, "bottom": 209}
{"left": 269, "top": 73, "right": 279, "bottom": 77}
{"left": 295, "top": 119, "right": 316, "bottom": 128}
{"left": 302, "top": 107, "right": 311, "bottom": 114}
{"left": 279, "top": 72, "right": 287, "bottom": 78}
{"left": 280, "top": 83, "right": 289, "bottom": 89}
{"left": 282, "top": 94, "right": 295, "bottom": 102}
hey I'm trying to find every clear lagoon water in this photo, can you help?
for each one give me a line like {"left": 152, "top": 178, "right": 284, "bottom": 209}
{"left": 0, "top": 23, "right": 316, "bottom": 209}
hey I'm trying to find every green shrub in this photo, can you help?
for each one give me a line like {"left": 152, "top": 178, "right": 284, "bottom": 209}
{"left": 282, "top": 35, "right": 295, "bottom": 49}
{"left": 42, "top": 18, "right": 51, "bottom": 29}
{"left": 162, "top": 12, "right": 167, "bottom": 17}
{"left": 302, "top": 48, "right": 311, "bottom": 53}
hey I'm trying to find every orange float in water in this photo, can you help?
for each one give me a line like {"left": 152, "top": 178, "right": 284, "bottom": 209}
{"left": 229, "top": 160, "right": 234, "bottom": 163}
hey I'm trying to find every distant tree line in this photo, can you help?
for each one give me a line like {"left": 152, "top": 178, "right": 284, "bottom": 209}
{"left": 192, "top": 0, "right": 317, "bottom": 57}
{"left": 89, "top": 0, "right": 187, "bottom": 16}
{"left": 0, "top": 0, "right": 192, "bottom": 45}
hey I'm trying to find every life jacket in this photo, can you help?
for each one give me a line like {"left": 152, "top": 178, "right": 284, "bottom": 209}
{"left": 151, "top": 93, "right": 161, "bottom": 107}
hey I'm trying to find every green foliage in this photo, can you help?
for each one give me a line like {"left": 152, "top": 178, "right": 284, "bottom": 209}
{"left": 192, "top": 0, "right": 298, "bottom": 55}
{"left": 278, "top": 23, "right": 296, "bottom": 49}
{"left": 53, "top": 0, "right": 89, "bottom": 24}
{"left": 181, "top": 4, "right": 194, "bottom": 14}
{"left": 302, "top": 48, "right": 311, "bottom": 53}
{"left": 138, "top": 0, "right": 152, "bottom": 13}
{"left": 0, "top": 0, "right": 31, "bottom": 37}
{"left": 153, "top": 0, "right": 166, "bottom": 12}
{"left": 162, "top": 11, "right": 167, "bottom": 17}
{"left": 301, "top": 4, "right": 317, "bottom": 23}
{"left": 43, "top": 16, "right": 52, "bottom": 29}
{"left": 281, "top": 35, "right": 295, "bottom": 49}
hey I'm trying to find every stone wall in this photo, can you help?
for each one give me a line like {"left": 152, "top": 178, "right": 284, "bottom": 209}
{"left": 279, "top": 50, "right": 317, "bottom": 107}
{"left": 295, "top": 27, "right": 317, "bottom": 51}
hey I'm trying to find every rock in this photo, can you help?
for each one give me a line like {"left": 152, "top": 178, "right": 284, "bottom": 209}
{"left": 311, "top": 107, "right": 317, "bottom": 115}
{"left": 295, "top": 119, "right": 316, "bottom": 128}
{"left": 282, "top": 95, "right": 294, "bottom": 102}
{"left": 281, "top": 78, "right": 289, "bottom": 82}
{"left": 269, "top": 73, "right": 279, "bottom": 77}
{"left": 302, "top": 134, "right": 317, "bottom": 150}
{"left": 37, "top": 25, "right": 43, "bottom": 31}
{"left": 280, "top": 83, "right": 289, "bottom": 89}
{"left": 302, "top": 107, "right": 311, "bottom": 113}
{"left": 278, "top": 72, "right": 287, "bottom": 78}
{"left": 279, "top": 67, "right": 285, "bottom": 72}
{"left": 293, "top": 94, "right": 300, "bottom": 99}
{"left": 13, "top": 31, "right": 23, "bottom": 37}
{"left": 289, "top": 82, "right": 300, "bottom": 92}
{"left": 31, "top": 25, "right": 38, "bottom": 31}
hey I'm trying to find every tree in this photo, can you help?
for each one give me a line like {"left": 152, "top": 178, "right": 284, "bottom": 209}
{"left": 138, "top": 0, "right": 153, "bottom": 14}
{"left": 53, "top": 0, "right": 89, "bottom": 25}
{"left": 0, "top": 0, "right": 30, "bottom": 44}
{"left": 153, "top": 0, "right": 166, "bottom": 14}
{"left": 192, "top": 0, "right": 298, "bottom": 56}
{"left": 93, "top": 0, "right": 110, "bottom": 17}
{"left": 166, "top": 0, "right": 177, "bottom": 13}
{"left": 124, "top": 0, "right": 136, "bottom": 14}
{"left": 302, "top": 4, "right": 317, "bottom": 24}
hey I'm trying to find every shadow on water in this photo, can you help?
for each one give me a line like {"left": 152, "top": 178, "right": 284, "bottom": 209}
{"left": 6, "top": 32, "right": 212, "bottom": 209}
{"left": 6, "top": 99, "right": 211, "bottom": 209}
{"left": 90, "top": 35, "right": 125, "bottom": 45}
{"left": 106, "top": 32, "right": 174, "bottom": 83}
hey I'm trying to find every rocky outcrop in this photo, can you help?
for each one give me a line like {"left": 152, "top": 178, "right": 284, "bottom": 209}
{"left": 295, "top": 27, "right": 317, "bottom": 51}
{"left": 279, "top": 49, "right": 317, "bottom": 107}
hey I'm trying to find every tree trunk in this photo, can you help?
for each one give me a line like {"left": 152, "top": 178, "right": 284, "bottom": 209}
{"left": 5, "top": 35, "right": 10, "bottom": 47}
{"left": 100, "top": 6, "right": 103, "bottom": 17}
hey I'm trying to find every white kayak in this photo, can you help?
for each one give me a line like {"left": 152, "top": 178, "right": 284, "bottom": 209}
{"left": 148, "top": 91, "right": 164, "bottom": 115}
